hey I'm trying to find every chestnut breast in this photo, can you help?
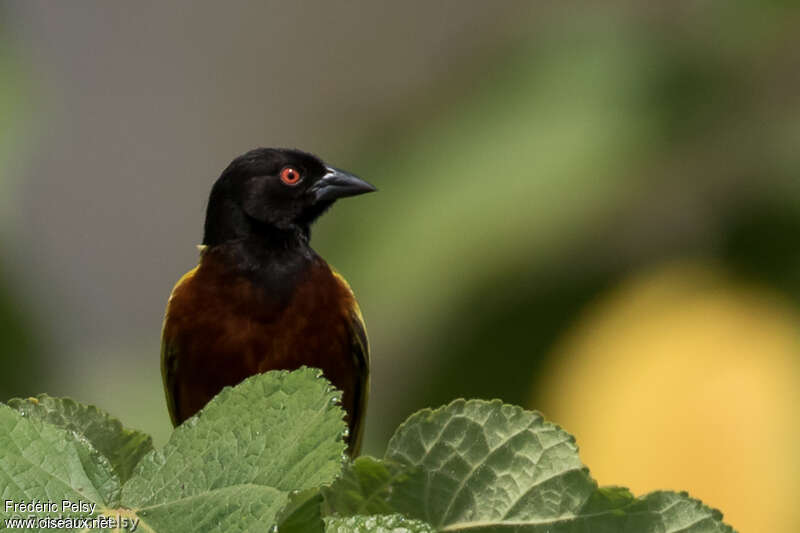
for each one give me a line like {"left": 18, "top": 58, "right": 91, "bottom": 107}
{"left": 162, "top": 249, "right": 361, "bottom": 426}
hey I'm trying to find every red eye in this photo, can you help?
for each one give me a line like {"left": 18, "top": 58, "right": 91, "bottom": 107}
{"left": 280, "top": 166, "right": 302, "bottom": 185}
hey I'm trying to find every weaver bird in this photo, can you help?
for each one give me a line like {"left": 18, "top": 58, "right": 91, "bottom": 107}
{"left": 161, "top": 147, "right": 375, "bottom": 455}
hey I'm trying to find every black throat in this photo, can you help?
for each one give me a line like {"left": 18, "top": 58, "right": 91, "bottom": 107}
{"left": 202, "top": 198, "right": 316, "bottom": 298}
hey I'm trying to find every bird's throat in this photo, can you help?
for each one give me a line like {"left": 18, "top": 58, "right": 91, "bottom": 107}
{"left": 203, "top": 227, "right": 315, "bottom": 304}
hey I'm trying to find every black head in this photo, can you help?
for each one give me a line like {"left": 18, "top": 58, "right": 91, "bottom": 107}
{"left": 202, "top": 148, "right": 375, "bottom": 247}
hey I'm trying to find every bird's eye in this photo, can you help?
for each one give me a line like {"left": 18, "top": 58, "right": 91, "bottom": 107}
{"left": 280, "top": 166, "right": 302, "bottom": 185}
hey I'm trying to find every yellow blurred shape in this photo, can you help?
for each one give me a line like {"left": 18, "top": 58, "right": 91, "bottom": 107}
{"left": 535, "top": 263, "right": 800, "bottom": 533}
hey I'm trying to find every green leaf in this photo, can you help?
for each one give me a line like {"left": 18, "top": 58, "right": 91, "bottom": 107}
{"left": 0, "top": 373, "right": 736, "bottom": 532}
{"left": 0, "top": 403, "right": 119, "bottom": 520}
{"left": 325, "top": 514, "right": 436, "bottom": 533}
{"left": 278, "top": 488, "right": 325, "bottom": 533}
{"left": 323, "top": 456, "right": 415, "bottom": 515}
{"left": 120, "top": 367, "right": 347, "bottom": 531}
{"left": 555, "top": 488, "right": 737, "bottom": 532}
{"left": 8, "top": 394, "right": 153, "bottom": 484}
{"left": 329, "top": 399, "right": 736, "bottom": 532}
{"left": 386, "top": 399, "right": 593, "bottom": 528}
{"left": 632, "top": 491, "right": 736, "bottom": 533}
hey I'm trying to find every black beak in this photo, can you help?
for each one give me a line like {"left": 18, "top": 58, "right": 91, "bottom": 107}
{"left": 311, "top": 167, "right": 376, "bottom": 204}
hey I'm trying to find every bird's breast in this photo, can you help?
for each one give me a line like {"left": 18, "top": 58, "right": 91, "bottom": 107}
{"left": 164, "top": 251, "right": 357, "bottom": 385}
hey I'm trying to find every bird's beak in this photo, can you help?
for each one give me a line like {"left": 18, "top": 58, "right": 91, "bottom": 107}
{"left": 311, "top": 167, "right": 377, "bottom": 204}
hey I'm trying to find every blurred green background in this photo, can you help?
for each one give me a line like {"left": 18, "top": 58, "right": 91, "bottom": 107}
{"left": 1, "top": 2, "right": 799, "bottom": 531}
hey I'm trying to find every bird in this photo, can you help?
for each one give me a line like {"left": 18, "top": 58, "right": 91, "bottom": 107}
{"left": 160, "top": 147, "right": 375, "bottom": 456}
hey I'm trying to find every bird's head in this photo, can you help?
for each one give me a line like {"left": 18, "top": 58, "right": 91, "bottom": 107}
{"left": 203, "top": 148, "right": 376, "bottom": 246}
